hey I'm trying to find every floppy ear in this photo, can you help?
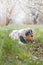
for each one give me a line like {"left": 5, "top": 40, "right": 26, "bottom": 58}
{"left": 25, "top": 32, "right": 29, "bottom": 36}
{"left": 19, "top": 36, "right": 27, "bottom": 43}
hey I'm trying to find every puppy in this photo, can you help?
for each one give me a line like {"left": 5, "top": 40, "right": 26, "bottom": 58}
{"left": 9, "top": 28, "right": 34, "bottom": 43}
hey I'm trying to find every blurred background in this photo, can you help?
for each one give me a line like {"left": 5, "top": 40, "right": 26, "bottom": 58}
{"left": 0, "top": 0, "right": 43, "bottom": 26}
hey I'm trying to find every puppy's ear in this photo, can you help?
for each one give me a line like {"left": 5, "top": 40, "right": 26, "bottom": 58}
{"left": 25, "top": 32, "right": 29, "bottom": 36}
{"left": 30, "top": 29, "right": 33, "bottom": 32}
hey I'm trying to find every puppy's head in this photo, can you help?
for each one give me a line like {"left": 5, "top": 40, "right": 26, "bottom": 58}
{"left": 25, "top": 29, "right": 34, "bottom": 42}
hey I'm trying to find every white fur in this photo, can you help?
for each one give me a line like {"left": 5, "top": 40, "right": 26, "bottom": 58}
{"left": 9, "top": 30, "right": 19, "bottom": 39}
{"left": 9, "top": 28, "right": 33, "bottom": 41}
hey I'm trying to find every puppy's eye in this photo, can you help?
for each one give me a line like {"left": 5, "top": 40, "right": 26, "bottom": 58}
{"left": 28, "top": 31, "right": 30, "bottom": 34}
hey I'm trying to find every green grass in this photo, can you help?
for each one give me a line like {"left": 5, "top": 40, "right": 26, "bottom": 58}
{"left": 0, "top": 24, "right": 43, "bottom": 65}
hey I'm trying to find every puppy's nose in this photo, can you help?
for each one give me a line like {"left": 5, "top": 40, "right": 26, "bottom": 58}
{"left": 31, "top": 35, "right": 33, "bottom": 37}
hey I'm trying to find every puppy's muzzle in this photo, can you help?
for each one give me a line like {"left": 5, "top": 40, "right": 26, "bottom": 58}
{"left": 25, "top": 35, "right": 34, "bottom": 42}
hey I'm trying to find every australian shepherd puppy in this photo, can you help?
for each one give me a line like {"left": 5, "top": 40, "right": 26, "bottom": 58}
{"left": 9, "top": 28, "right": 34, "bottom": 44}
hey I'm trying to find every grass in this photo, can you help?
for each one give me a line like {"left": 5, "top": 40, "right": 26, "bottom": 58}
{"left": 0, "top": 24, "right": 43, "bottom": 65}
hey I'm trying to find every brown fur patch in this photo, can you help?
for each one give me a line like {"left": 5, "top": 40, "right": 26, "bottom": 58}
{"left": 25, "top": 35, "right": 34, "bottom": 42}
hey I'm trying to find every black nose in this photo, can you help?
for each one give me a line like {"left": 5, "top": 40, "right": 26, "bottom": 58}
{"left": 31, "top": 35, "right": 33, "bottom": 37}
